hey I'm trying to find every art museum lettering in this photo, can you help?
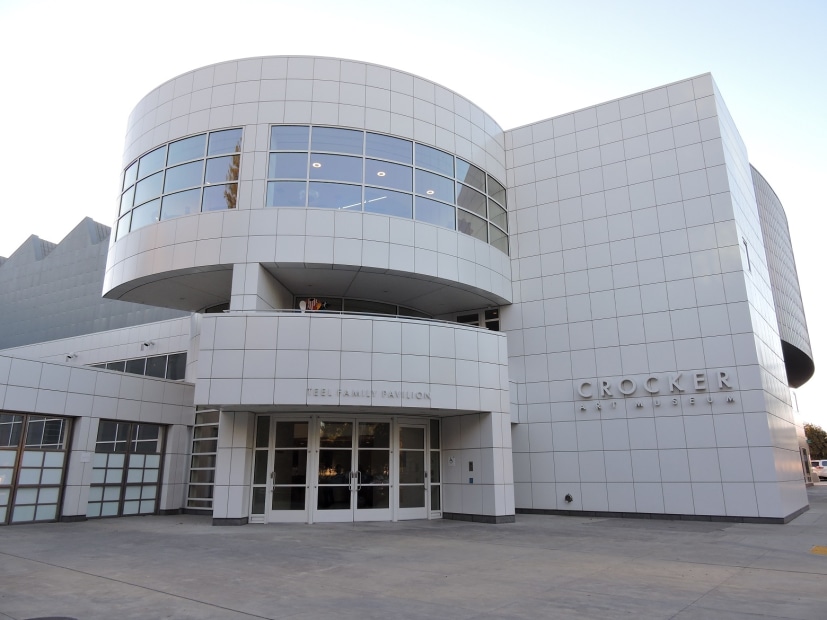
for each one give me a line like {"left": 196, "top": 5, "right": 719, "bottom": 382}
{"left": 576, "top": 371, "right": 734, "bottom": 399}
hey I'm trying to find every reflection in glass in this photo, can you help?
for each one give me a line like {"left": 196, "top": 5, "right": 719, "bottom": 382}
{"left": 202, "top": 184, "right": 238, "bottom": 211}
{"left": 456, "top": 184, "right": 487, "bottom": 217}
{"left": 207, "top": 128, "right": 242, "bottom": 156}
{"left": 134, "top": 171, "right": 164, "bottom": 205}
{"left": 252, "top": 487, "right": 266, "bottom": 514}
{"left": 205, "top": 155, "right": 240, "bottom": 184}
{"left": 166, "top": 353, "right": 187, "bottom": 380}
{"left": 319, "top": 422, "right": 352, "bottom": 448}
{"left": 273, "top": 450, "right": 307, "bottom": 484}
{"left": 415, "top": 143, "right": 453, "bottom": 177}
{"left": 0, "top": 415, "right": 24, "bottom": 448}
{"left": 255, "top": 417, "right": 270, "bottom": 448}
{"left": 365, "top": 159, "right": 411, "bottom": 191}
{"left": 317, "top": 486, "right": 349, "bottom": 510}
{"left": 415, "top": 169, "right": 453, "bottom": 202}
{"left": 270, "top": 125, "right": 310, "bottom": 151}
{"left": 318, "top": 450, "right": 351, "bottom": 483}
{"left": 267, "top": 181, "right": 306, "bottom": 207}
{"left": 430, "top": 485, "right": 440, "bottom": 511}
{"left": 366, "top": 132, "right": 412, "bottom": 164}
{"left": 145, "top": 356, "right": 167, "bottom": 378}
{"left": 138, "top": 146, "right": 166, "bottom": 180}
{"left": 130, "top": 199, "right": 161, "bottom": 232}
{"left": 357, "top": 486, "right": 390, "bottom": 509}
{"left": 364, "top": 187, "right": 412, "bottom": 219}
{"left": 269, "top": 152, "right": 308, "bottom": 179}
{"left": 273, "top": 487, "right": 306, "bottom": 510}
{"left": 120, "top": 186, "right": 134, "bottom": 216}
{"left": 430, "top": 452, "right": 440, "bottom": 483}
{"left": 489, "top": 201, "right": 507, "bottom": 231}
{"left": 116, "top": 212, "right": 131, "bottom": 241}
{"left": 456, "top": 159, "right": 486, "bottom": 192}
{"left": 344, "top": 299, "right": 397, "bottom": 314}
{"left": 489, "top": 225, "right": 508, "bottom": 254}
{"left": 308, "top": 182, "right": 362, "bottom": 210}
{"left": 358, "top": 450, "right": 389, "bottom": 483}
{"left": 252, "top": 451, "right": 267, "bottom": 485}
{"left": 161, "top": 189, "right": 201, "bottom": 220}
{"left": 458, "top": 210, "right": 488, "bottom": 242}
{"left": 415, "top": 197, "right": 455, "bottom": 229}
{"left": 430, "top": 419, "right": 440, "bottom": 449}
{"left": 400, "top": 428, "right": 425, "bottom": 450}
{"left": 275, "top": 422, "right": 309, "bottom": 448}
{"left": 311, "top": 126, "right": 363, "bottom": 155}
{"left": 125, "top": 358, "right": 146, "bottom": 375}
{"left": 358, "top": 424, "right": 389, "bottom": 449}
{"left": 123, "top": 161, "right": 138, "bottom": 190}
{"left": 168, "top": 134, "right": 207, "bottom": 166}
{"left": 309, "top": 154, "right": 362, "bottom": 183}
{"left": 399, "top": 486, "right": 425, "bottom": 508}
{"left": 487, "top": 175, "right": 506, "bottom": 206}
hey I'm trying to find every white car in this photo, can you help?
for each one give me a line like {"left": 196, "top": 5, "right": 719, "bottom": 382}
{"left": 812, "top": 460, "right": 827, "bottom": 481}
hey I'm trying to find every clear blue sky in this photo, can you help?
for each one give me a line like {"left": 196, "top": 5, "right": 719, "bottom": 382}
{"left": 1, "top": 0, "right": 825, "bottom": 424}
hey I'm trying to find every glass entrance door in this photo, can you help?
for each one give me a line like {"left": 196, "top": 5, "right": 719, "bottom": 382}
{"left": 314, "top": 419, "right": 391, "bottom": 522}
{"left": 397, "top": 423, "right": 428, "bottom": 520}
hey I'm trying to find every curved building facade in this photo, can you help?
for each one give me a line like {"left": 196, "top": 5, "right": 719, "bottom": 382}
{"left": 751, "top": 166, "right": 814, "bottom": 388}
{"left": 0, "top": 56, "right": 814, "bottom": 527}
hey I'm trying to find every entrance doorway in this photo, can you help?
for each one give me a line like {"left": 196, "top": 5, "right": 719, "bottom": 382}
{"left": 249, "top": 415, "right": 440, "bottom": 524}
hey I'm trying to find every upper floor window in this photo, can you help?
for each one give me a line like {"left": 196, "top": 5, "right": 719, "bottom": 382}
{"left": 116, "top": 129, "right": 242, "bottom": 240}
{"left": 266, "top": 126, "right": 509, "bottom": 255}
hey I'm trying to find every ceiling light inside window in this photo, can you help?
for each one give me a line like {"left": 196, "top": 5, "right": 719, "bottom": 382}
{"left": 312, "top": 162, "right": 322, "bottom": 168}
{"left": 426, "top": 190, "right": 435, "bottom": 195}
{"left": 377, "top": 171, "right": 386, "bottom": 177}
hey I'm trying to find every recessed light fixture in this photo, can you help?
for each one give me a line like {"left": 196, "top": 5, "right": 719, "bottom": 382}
{"left": 426, "top": 190, "right": 435, "bottom": 195}
{"left": 312, "top": 162, "right": 321, "bottom": 168}
{"left": 377, "top": 171, "right": 386, "bottom": 177}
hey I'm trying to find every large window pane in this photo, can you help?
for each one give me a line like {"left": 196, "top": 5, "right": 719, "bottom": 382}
{"left": 166, "top": 353, "right": 187, "bottom": 380}
{"left": 125, "top": 358, "right": 146, "bottom": 375}
{"left": 167, "top": 134, "right": 206, "bottom": 166}
{"left": 116, "top": 212, "right": 131, "bottom": 241}
{"left": 130, "top": 199, "right": 161, "bottom": 232}
{"left": 308, "top": 182, "right": 362, "bottom": 210}
{"left": 309, "top": 154, "right": 362, "bottom": 183}
{"left": 145, "top": 356, "right": 167, "bottom": 378}
{"left": 0, "top": 414, "right": 24, "bottom": 448}
{"left": 490, "top": 224, "right": 509, "bottom": 254}
{"left": 366, "top": 133, "right": 412, "bottom": 164}
{"left": 365, "top": 159, "right": 411, "bottom": 191}
{"left": 137, "top": 146, "right": 166, "bottom": 180}
{"left": 489, "top": 201, "right": 507, "bottom": 231}
{"left": 415, "top": 169, "right": 453, "bottom": 203}
{"left": 311, "top": 127, "right": 363, "bottom": 155}
{"left": 270, "top": 125, "right": 309, "bottom": 151}
{"left": 275, "top": 422, "right": 309, "bottom": 448}
{"left": 458, "top": 209, "right": 487, "bottom": 242}
{"left": 267, "top": 181, "right": 306, "bottom": 207}
{"left": 364, "top": 187, "right": 412, "bottom": 219}
{"left": 120, "top": 186, "right": 134, "bottom": 216}
{"left": 134, "top": 171, "right": 164, "bottom": 205}
{"left": 164, "top": 161, "right": 204, "bottom": 193}
{"left": 456, "top": 184, "right": 487, "bottom": 217}
{"left": 203, "top": 183, "right": 238, "bottom": 211}
{"left": 415, "top": 143, "right": 453, "bottom": 177}
{"left": 205, "top": 154, "right": 240, "bottom": 184}
{"left": 123, "top": 161, "right": 138, "bottom": 190}
{"left": 161, "top": 189, "right": 201, "bottom": 220}
{"left": 456, "top": 159, "right": 486, "bottom": 192}
{"left": 207, "top": 128, "right": 242, "bottom": 156}
{"left": 415, "top": 197, "right": 455, "bottom": 229}
{"left": 488, "top": 175, "right": 506, "bottom": 206}
{"left": 269, "top": 152, "right": 308, "bottom": 179}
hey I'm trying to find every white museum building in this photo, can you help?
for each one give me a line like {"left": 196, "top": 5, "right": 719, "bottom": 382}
{"left": 0, "top": 56, "right": 816, "bottom": 526}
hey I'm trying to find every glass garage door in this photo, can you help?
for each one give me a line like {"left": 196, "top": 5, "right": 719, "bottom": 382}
{"left": 0, "top": 413, "right": 71, "bottom": 525}
{"left": 87, "top": 421, "right": 164, "bottom": 518}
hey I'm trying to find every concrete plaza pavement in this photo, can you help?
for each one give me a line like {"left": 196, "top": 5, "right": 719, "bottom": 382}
{"left": 1, "top": 484, "right": 826, "bottom": 620}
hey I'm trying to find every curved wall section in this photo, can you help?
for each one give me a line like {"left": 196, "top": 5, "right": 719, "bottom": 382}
{"left": 752, "top": 166, "right": 814, "bottom": 387}
{"left": 194, "top": 312, "right": 509, "bottom": 414}
{"left": 105, "top": 56, "right": 510, "bottom": 313}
